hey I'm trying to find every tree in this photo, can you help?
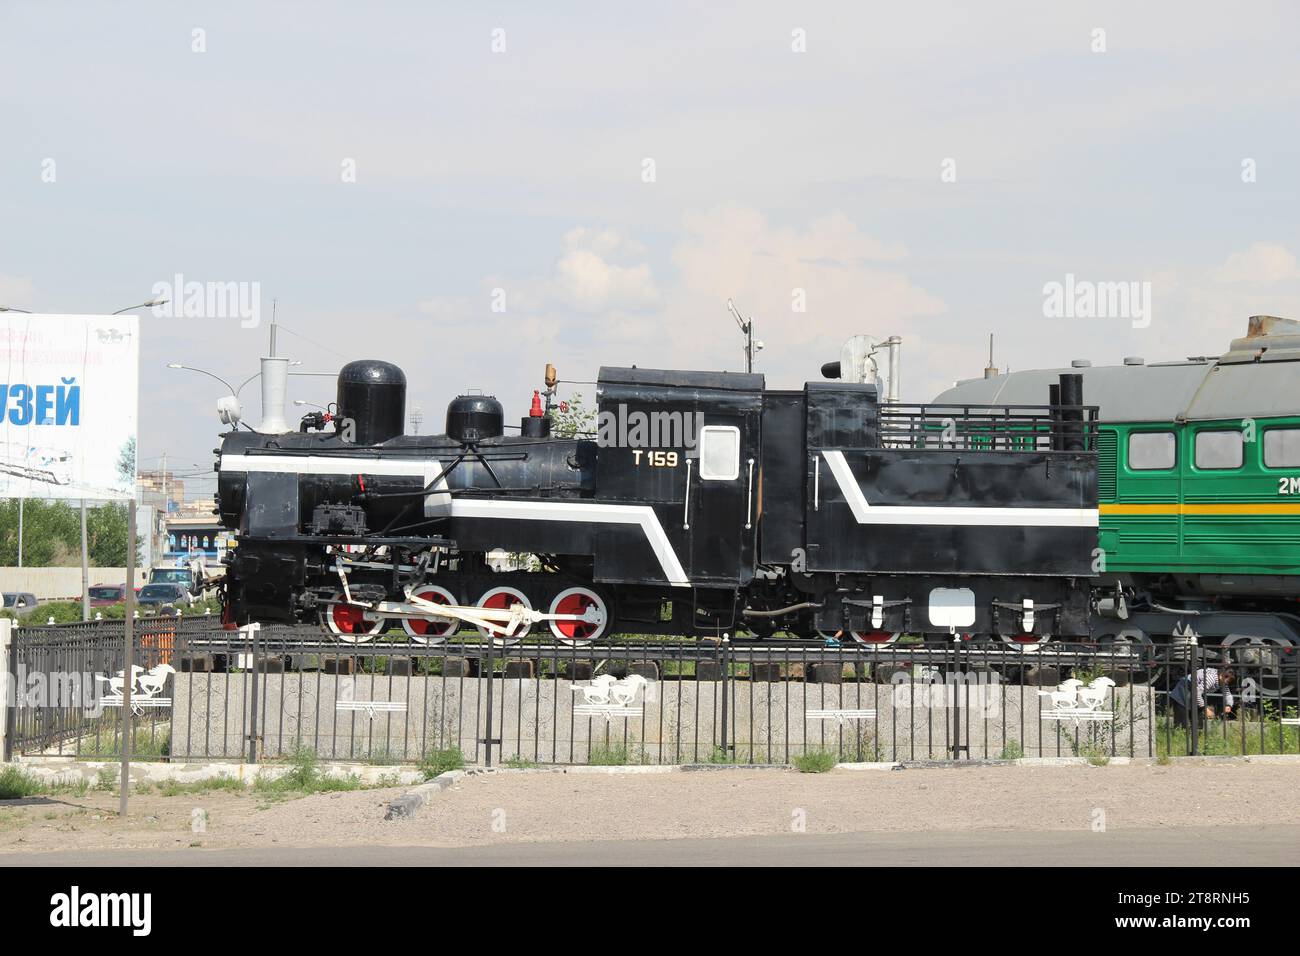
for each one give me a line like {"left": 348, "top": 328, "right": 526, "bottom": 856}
{"left": 116, "top": 437, "right": 137, "bottom": 487}
{"left": 0, "top": 499, "right": 142, "bottom": 567}
{"left": 86, "top": 502, "right": 143, "bottom": 566}
{"left": 549, "top": 391, "right": 596, "bottom": 438}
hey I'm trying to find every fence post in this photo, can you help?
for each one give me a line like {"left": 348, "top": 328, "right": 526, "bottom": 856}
{"left": 719, "top": 641, "right": 730, "bottom": 759}
{"left": 483, "top": 640, "right": 495, "bottom": 767}
{"left": 1188, "top": 642, "right": 1199, "bottom": 756}
{"left": 0, "top": 618, "right": 13, "bottom": 761}
{"left": 244, "top": 622, "right": 262, "bottom": 763}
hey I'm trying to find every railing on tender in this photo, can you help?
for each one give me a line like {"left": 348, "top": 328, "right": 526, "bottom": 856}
{"left": 877, "top": 403, "right": 1100, "bottom": 452}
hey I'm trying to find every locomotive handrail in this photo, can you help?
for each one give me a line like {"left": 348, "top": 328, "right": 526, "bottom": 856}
{"left": 744, "top": 458, "right": 755, "bottom": 529}
{"left": 876, "top": 401, "right": 1100, "bottom": 452}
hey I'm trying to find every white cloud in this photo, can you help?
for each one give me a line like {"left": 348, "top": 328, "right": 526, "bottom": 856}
{"left": 661, "top": 206, "right": 944, "bottom": 386}
{"left": 550, "top": 247, "right": 660, "bottom": 313}
{"left": 1214, "top": 243, "right": 1299, "bottom": 284}
{"left": 409, "top": 210, "right": 944, "bottom": 401}
{"left": 475, "top": 227, "right": 663, "bottom": 316}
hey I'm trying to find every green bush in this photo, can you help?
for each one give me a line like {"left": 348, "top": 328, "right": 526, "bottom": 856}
{"left": 22, "top": 600, "right": 85, "bottom": 625}
{"left": 792, "top": 749, "right": 839, "bottom": 773}
{"left": 0, "top": 765, "right": 45, "bottom": 799}
{"left": 0, "top": 766, "right": 88, "bottom": 798}
{"left": 418, "top": 747, "right": 465, "bottom": 779}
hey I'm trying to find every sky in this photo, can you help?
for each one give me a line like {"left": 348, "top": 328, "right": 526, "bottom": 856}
{"left": 2, "top": 1, "right": 1298, "bottom": 498}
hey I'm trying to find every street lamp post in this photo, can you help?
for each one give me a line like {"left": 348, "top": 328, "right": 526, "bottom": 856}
{"left": 111, "top": 298, "right": 168, "bottom": 315}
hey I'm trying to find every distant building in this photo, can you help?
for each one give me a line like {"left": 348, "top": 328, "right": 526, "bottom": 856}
{"left": 163, "top": 513, "right": 230, "bottom": 567}
{"left": 138, "top": 469, "right": 184, "bottom": 514}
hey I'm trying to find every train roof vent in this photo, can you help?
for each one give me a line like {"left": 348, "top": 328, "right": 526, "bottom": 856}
{"left": 1123, "top": 357, "right": 1145, "bottom": 366}
{"left": 1071, "top": 359, "right": 1092, "bottom": 368}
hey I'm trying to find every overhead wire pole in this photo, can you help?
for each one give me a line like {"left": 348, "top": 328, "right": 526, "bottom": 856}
{"left": 104, "top": 303, "right": 163, "bottom": 815}
{"left": 726, "top": 298, "right": 762, "bottom": 373}
{"left": 121, "top": 498, "right": 135, "bottom": 817}
{"left": 80, "top": 500, "right": 89, "bottom": 620}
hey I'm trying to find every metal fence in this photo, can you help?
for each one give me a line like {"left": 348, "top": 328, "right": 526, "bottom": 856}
{"left": 5, "top": 620, "right": 1298, "bottom": 766}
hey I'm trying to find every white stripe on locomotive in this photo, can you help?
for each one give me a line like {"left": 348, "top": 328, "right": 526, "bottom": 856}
{"left": 822, "top": 450, "right": 1099, "bottom": 528}
{"left": 219, "top": 454, "right": 689, "bottom": 587}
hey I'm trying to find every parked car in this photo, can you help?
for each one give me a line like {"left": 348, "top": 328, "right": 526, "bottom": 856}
{"left": 2, "top": 592, "right": 38, "bottom": 612}
{"left": 148, "top": 567, "right": 195, "bottom": 590}
{"left": 135, "top": 583, "right": 194, "bottom": 613}
{"left": 88, "top": 584, "right": 130, "bottom": 606}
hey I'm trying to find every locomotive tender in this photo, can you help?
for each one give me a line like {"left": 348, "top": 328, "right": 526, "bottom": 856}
{"left": 937, "top": 315, "right": 1300, "bottom": 663}
{"left": 216, "top": 356, "right": 1100, "bottom": 646}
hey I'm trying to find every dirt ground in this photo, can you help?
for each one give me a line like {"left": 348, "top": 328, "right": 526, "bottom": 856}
{"left": 1, "top": 763, "right": 1298, "bottom": 856}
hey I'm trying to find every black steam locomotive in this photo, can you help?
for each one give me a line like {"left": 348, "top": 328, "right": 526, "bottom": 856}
{"left": 216, "top": 358, "right": 1100, "bottom": 646}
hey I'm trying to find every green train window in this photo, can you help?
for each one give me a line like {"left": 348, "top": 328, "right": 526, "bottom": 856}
{"left": 1128, "top": 431, "right": 1175, "bottom": 470}
{"left": 1194, "top": 430, "right": 1243, "bottom": 470}
{"left": 1264, "top": 428, "right": 1300, "bottom": 468}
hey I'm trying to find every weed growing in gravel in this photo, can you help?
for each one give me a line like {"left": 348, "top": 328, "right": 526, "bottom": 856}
{"left": 0, "top": 765, "right": 44, "bottom": 799}
{"left": 1079, "top": 745, "right": 1110, "bottom": 766}
{"left": 587, "top": 743, "right": 647, "bottom": 766}
{"left": 792, "top": 749, "right": 838, "bottom": 773}
{"left": 704, "top": 746, "right": 739, "bottom": 764}
{"left": 255, "top": 745, "right": 361, "bottom": 797}
{"left": 418, "top": 747, "right": 465, "bottom": 779}
{"left": 998, "top": 740, "right": 1025, "bottom": 760}
{"left": 502, "top": 755, "right": 537, "bottom": 769}
{"left": 158, "top": 776, "right": 248, "bottom": 797}
{"left": 0, "top": 767, "right": 90, "bottom": 799}
{"left": 93, "top": 767, "right": 117, "bottom": 792}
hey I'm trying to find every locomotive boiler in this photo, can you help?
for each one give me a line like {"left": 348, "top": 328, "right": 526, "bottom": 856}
{"left": 216, "top": 355, "right": 1100, "bottom": 647}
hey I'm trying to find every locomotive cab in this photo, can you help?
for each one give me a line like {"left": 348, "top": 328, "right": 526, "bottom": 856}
{"left": 594, "top": 367, "right": 763, "bottom": 589}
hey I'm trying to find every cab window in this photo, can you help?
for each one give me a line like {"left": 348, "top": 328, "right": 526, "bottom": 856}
{"left": 1263, "top": 428, "right": 1300, "bottom": 468}
{"left": 1127, "top": 432, "right": 1175, "bottom": 470}
{"left": 1194, "top": 430, "right": 1243, "bottom": 470}
{"left": 698, "top": 426, "right": 740, "bottom": 480}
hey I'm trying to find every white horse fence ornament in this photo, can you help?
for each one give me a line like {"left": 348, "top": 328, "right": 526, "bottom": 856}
{"left": 572, "top": 674, "right": 651, "bottom": 720}
{"left": 95, "top": 663, "right": 176, "bottom": 715}
{"left": 1038, "top": 676, "right": 1117, "bottom": 722}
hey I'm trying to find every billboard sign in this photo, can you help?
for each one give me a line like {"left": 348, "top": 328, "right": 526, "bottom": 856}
{"left": 0, "top": 314, "right": 139, "bottom": 501}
